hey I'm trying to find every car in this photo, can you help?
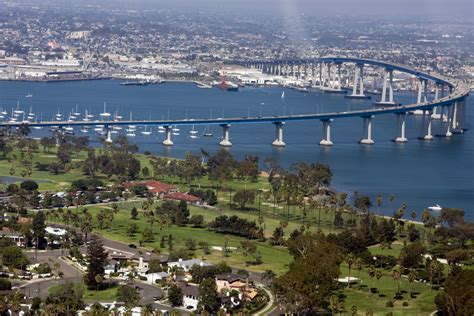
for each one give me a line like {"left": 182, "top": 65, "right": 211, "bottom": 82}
{"left": 128, "top": 243, "right": 137, "bottom": 248}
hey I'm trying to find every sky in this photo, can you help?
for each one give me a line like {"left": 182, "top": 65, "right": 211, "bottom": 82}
{"left": 101, "top": 0, "right": 474, "bottom": 20}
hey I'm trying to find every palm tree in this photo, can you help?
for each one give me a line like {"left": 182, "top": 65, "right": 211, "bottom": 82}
{"left": 408, "top": 269, "right": 417, "bottom": 297}
{"left": 376, "top": 194, "right": 383, "bottom": 216}
{"left": 355, "top": 257, "right": 364, "bottom": 280}
{"left": 261, "top": 269, "right": 277, "bottom": 284}
{"left": 94, "top": 274, "right": 103, "bottom": 301}
{"left": 367, "top": 265, "right": 376, "bottom": 289}
{"left": 391, "top": 266, "right": 402, "bottom": 296}
{"left": 410, "top": 211, "right": 417, "bottom": 221}
{"left": 346, "top": 253, "right": 356, "bottom": 288}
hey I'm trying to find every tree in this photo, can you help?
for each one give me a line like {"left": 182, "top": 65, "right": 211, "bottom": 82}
{"left": 20, "top": 180, "right": 38, "bottom": 192}
{"left": 117, "top": 285, "right": 140, "bottom": 307}
{"left": 240, "top": 240, "right": 260, "bottom": 265}
{"left": 261, "top": 269, "right": 277, "bottom": 284}
{"left": 32, "top": 211, "right": 46, "bottom": 258}
{"left": 435, "top": 269, "right": 474, "bottom": 315}
{"left": 198, "top": 278, "right": 220, "bottom": 313}
{"left": 189, "top": 215, "right": 205, "bottom": 228}
{"left": 142, "top": 227, "right": 155, "bottom": 242}
{"left": 130, "top": 207, "right": 138, "bottom": 220}
{"left": 399, "top": 241, "right": 425, "bottom": 271}
{"left": 127, "top": 223, "right": 138, "bottom": 237}
{"left": 1, "top": 245, "right": 28, "bottom": 269}
{"left": 232, "top": 189, "right": 256, "bottom": 209}
{"left": 168, "top": 284, "right": 183, "bottom": 307}
{"left": 84, "top": 236, "right": 108, "bottom": 289}
{"left": 346, "top": 253, "right": 356, "bottom": 288}
{"left": 273, "top": 233, "right": 343, "bottom": 314}
{"left": 45, "top": 282, "right": 84, "bottom": 315}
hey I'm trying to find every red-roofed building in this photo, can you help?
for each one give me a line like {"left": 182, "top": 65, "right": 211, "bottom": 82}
{"left": 164, "top": 192, "right": 203, "bottom": 205}
{"left": 126, "top": 181, "right": 178, "bottom": 198}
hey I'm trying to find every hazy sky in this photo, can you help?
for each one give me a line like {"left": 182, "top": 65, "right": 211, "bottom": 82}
{"left": 102, "top": 0, "right": 473, "bottom": 20}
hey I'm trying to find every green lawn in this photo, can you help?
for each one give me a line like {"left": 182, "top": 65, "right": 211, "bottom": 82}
{"left": 48, "top": 283, "right": 118, "bottom": 302}
{"left": 339, "top": 264, "right": 437, "bottom": 315}
{"left": 58, "top": 202, "right": 293, "bottom": 274}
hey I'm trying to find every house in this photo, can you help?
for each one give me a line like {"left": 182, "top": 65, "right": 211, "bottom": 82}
{"left": 215, "top": 273, "right": 244, "bottom": 292}
{"left": 167, "top": 258, "right": 212, "bottom": 272}
{"left": 143, "top": 271, "right": 170, "bottom": 284}
{"left": 1, "top": 227, "right": 26, "bottom": 247}
{"left": 164, "top": 192, "right": 203, "bottom": 205}
{"left": 179, "top": 283, "right": 199, "bottom": 310}
{"left": 125, "top": 181, "right": 178, "bottom": 198}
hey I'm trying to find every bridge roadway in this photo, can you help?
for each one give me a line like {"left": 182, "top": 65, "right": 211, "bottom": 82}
{"left": 0, "top": 57, "right": 470, "bottom": 146}
{"left": 246, "top": 56, "right": 456, "bottom": 86}
{"left": 0, "top": 84, "right": 468, "bottom": 128}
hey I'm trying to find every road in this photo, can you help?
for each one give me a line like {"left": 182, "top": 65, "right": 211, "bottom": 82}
{"left": 18, "top": 249, "right": 164, "bottom": 308}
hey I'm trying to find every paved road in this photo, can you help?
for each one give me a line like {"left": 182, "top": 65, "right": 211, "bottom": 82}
{"left": 18, "top": 249, "right": 163, "bottom": 307}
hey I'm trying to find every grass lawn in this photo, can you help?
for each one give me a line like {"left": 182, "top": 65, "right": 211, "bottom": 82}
{"left": 339, "top": 264, "right": 437, "bottom": 315}
{"left": 48, "top": 283, "right": 118, "bottom": 302}
{"left": 61, "top": 202, "right": 293, "bottom": 274}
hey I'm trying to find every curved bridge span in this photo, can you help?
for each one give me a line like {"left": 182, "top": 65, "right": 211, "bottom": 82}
{"left": 1, "top": 57, "right": 470, "bottom": 147}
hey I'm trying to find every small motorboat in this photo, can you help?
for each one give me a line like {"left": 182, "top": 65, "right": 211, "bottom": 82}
{"left": 428, "top": 204, "right": 442, "bottom": 212}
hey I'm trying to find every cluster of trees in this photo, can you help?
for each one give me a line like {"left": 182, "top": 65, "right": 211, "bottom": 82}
{"left": 188, "top": 188, "right": 217, "bottom": 206}
{"left": 208, "top": 215, "right": 263, "bottom": 239}
{"left": 149, "top": 150, "right": 260, "bottom": 188}
{"left": 82, "top": 136, "right": 141, "bottom": 181}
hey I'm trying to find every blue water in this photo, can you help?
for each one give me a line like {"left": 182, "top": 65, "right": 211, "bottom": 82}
{"left": 0, "top": 80, "right": 472, "bottom": 219}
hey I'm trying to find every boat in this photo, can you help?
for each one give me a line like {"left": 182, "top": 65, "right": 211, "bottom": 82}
{"left": 158, "top": 126, "right": 165, "bottom": 133}
{"left": 73, "top": 105, "right": 81, "bottom": 116}
{"left": 126, "top": 132, "right": 136, "bottom": 137}
{"left": 121, "top": 81, "right": 151, "bottom": 86}
{"left": 218, "top": 80, "right": 239, "bottom": 91}
{"left": 99, "top": 102, "right": 111, "bottom": 119}
{"left": 25, "top": 93, "right": 33, "bottom": 98}
{"left": 55, "top": 110, "right": 63, "bottom": 121}
{"left": 189, "top": 125, "right": 198, "bottom": 135}
{"left": 141, "top": 125, "right": 152, "bottom": 135}
{"left": 428, "top": 204, "right": 442, "bottom": 212}
{"left": 80, "top": 126, "right": 90, "bottom": 133}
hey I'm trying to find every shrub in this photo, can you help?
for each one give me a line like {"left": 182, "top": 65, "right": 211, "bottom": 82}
{"left": 385, "top": 300, "right": 394, "bottom": 308}
{"left": 0, "top": 278, "right": 11, "bottom": 291}
{"left": 402, "top": 301, "right": 409, "bottom": 307}
{"left": 20, "top": 180, "right": 38, "bottom": 191}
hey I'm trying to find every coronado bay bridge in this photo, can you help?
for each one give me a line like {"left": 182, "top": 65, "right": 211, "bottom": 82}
{"left": 0, "top": 57, "right": 470, "bottom": 147}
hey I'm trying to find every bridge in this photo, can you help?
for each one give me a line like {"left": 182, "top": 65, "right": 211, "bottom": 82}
{"left": 1, "top": 57, "right": 470, "bottom": 147}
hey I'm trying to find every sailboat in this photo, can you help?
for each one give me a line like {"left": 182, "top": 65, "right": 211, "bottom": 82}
{"left": 203, "top": 109, "right": 213, "bottom": 137}
{"left": 141, "top": 114, "right": 152, "bottom": 135}
{"left": 25, "top": 93, "right": 33, "bottom": 98}
{"left": 141, "top": 125, "right": 152, "bottom": 136}
{"left": 73, "top": 105, "right": 81, "bottom": 117}
{"left": 189, "top": 125, "right": 199, "bottom": 139}
{"left": 99, "top": 102, "right": 111, "bottom": 120}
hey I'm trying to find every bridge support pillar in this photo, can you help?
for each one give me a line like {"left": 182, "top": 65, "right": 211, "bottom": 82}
{"left": 360, "top": 116, "right": 375, "bottom": 145}
{"left": 319, "top": 120, "right": 333, "bottom": 146}
{"left": 346, "top": 63, "right": 366, "bottom": 98}
{"left": 105, "top": 126, "right": 113, "bottom": 143}
{"left": 394, "top": 113, "right": 408, "bottom": 143}
{"left": 272, "top": 122, "right": 286, "bottom": 147}
{"left": 379, "top": 69, "right": 395, "bottom": 105}
{"left": 319, "top": 62, "right": 323, "bottom": 87}
{"left": 162, "top": 126, "right": 174, "bottom": 146}
{"left": 451, "top": 101, "right": 463, "bottom": 134}
{"left": 219, "top": 124, "right": 232, "bottom": 147}
{"left": 327, "top": 63, "right": 332, "bottom": 88}
{"left": 423, "top": 111, "right": 434, "bottom": 140}
{"left": 337, "top": 63, "right": 342, "bottom": 90}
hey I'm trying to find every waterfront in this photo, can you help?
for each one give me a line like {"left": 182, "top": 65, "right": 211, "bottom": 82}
{"left": 0, "top": 80, "right": 472, "bottom": 219}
